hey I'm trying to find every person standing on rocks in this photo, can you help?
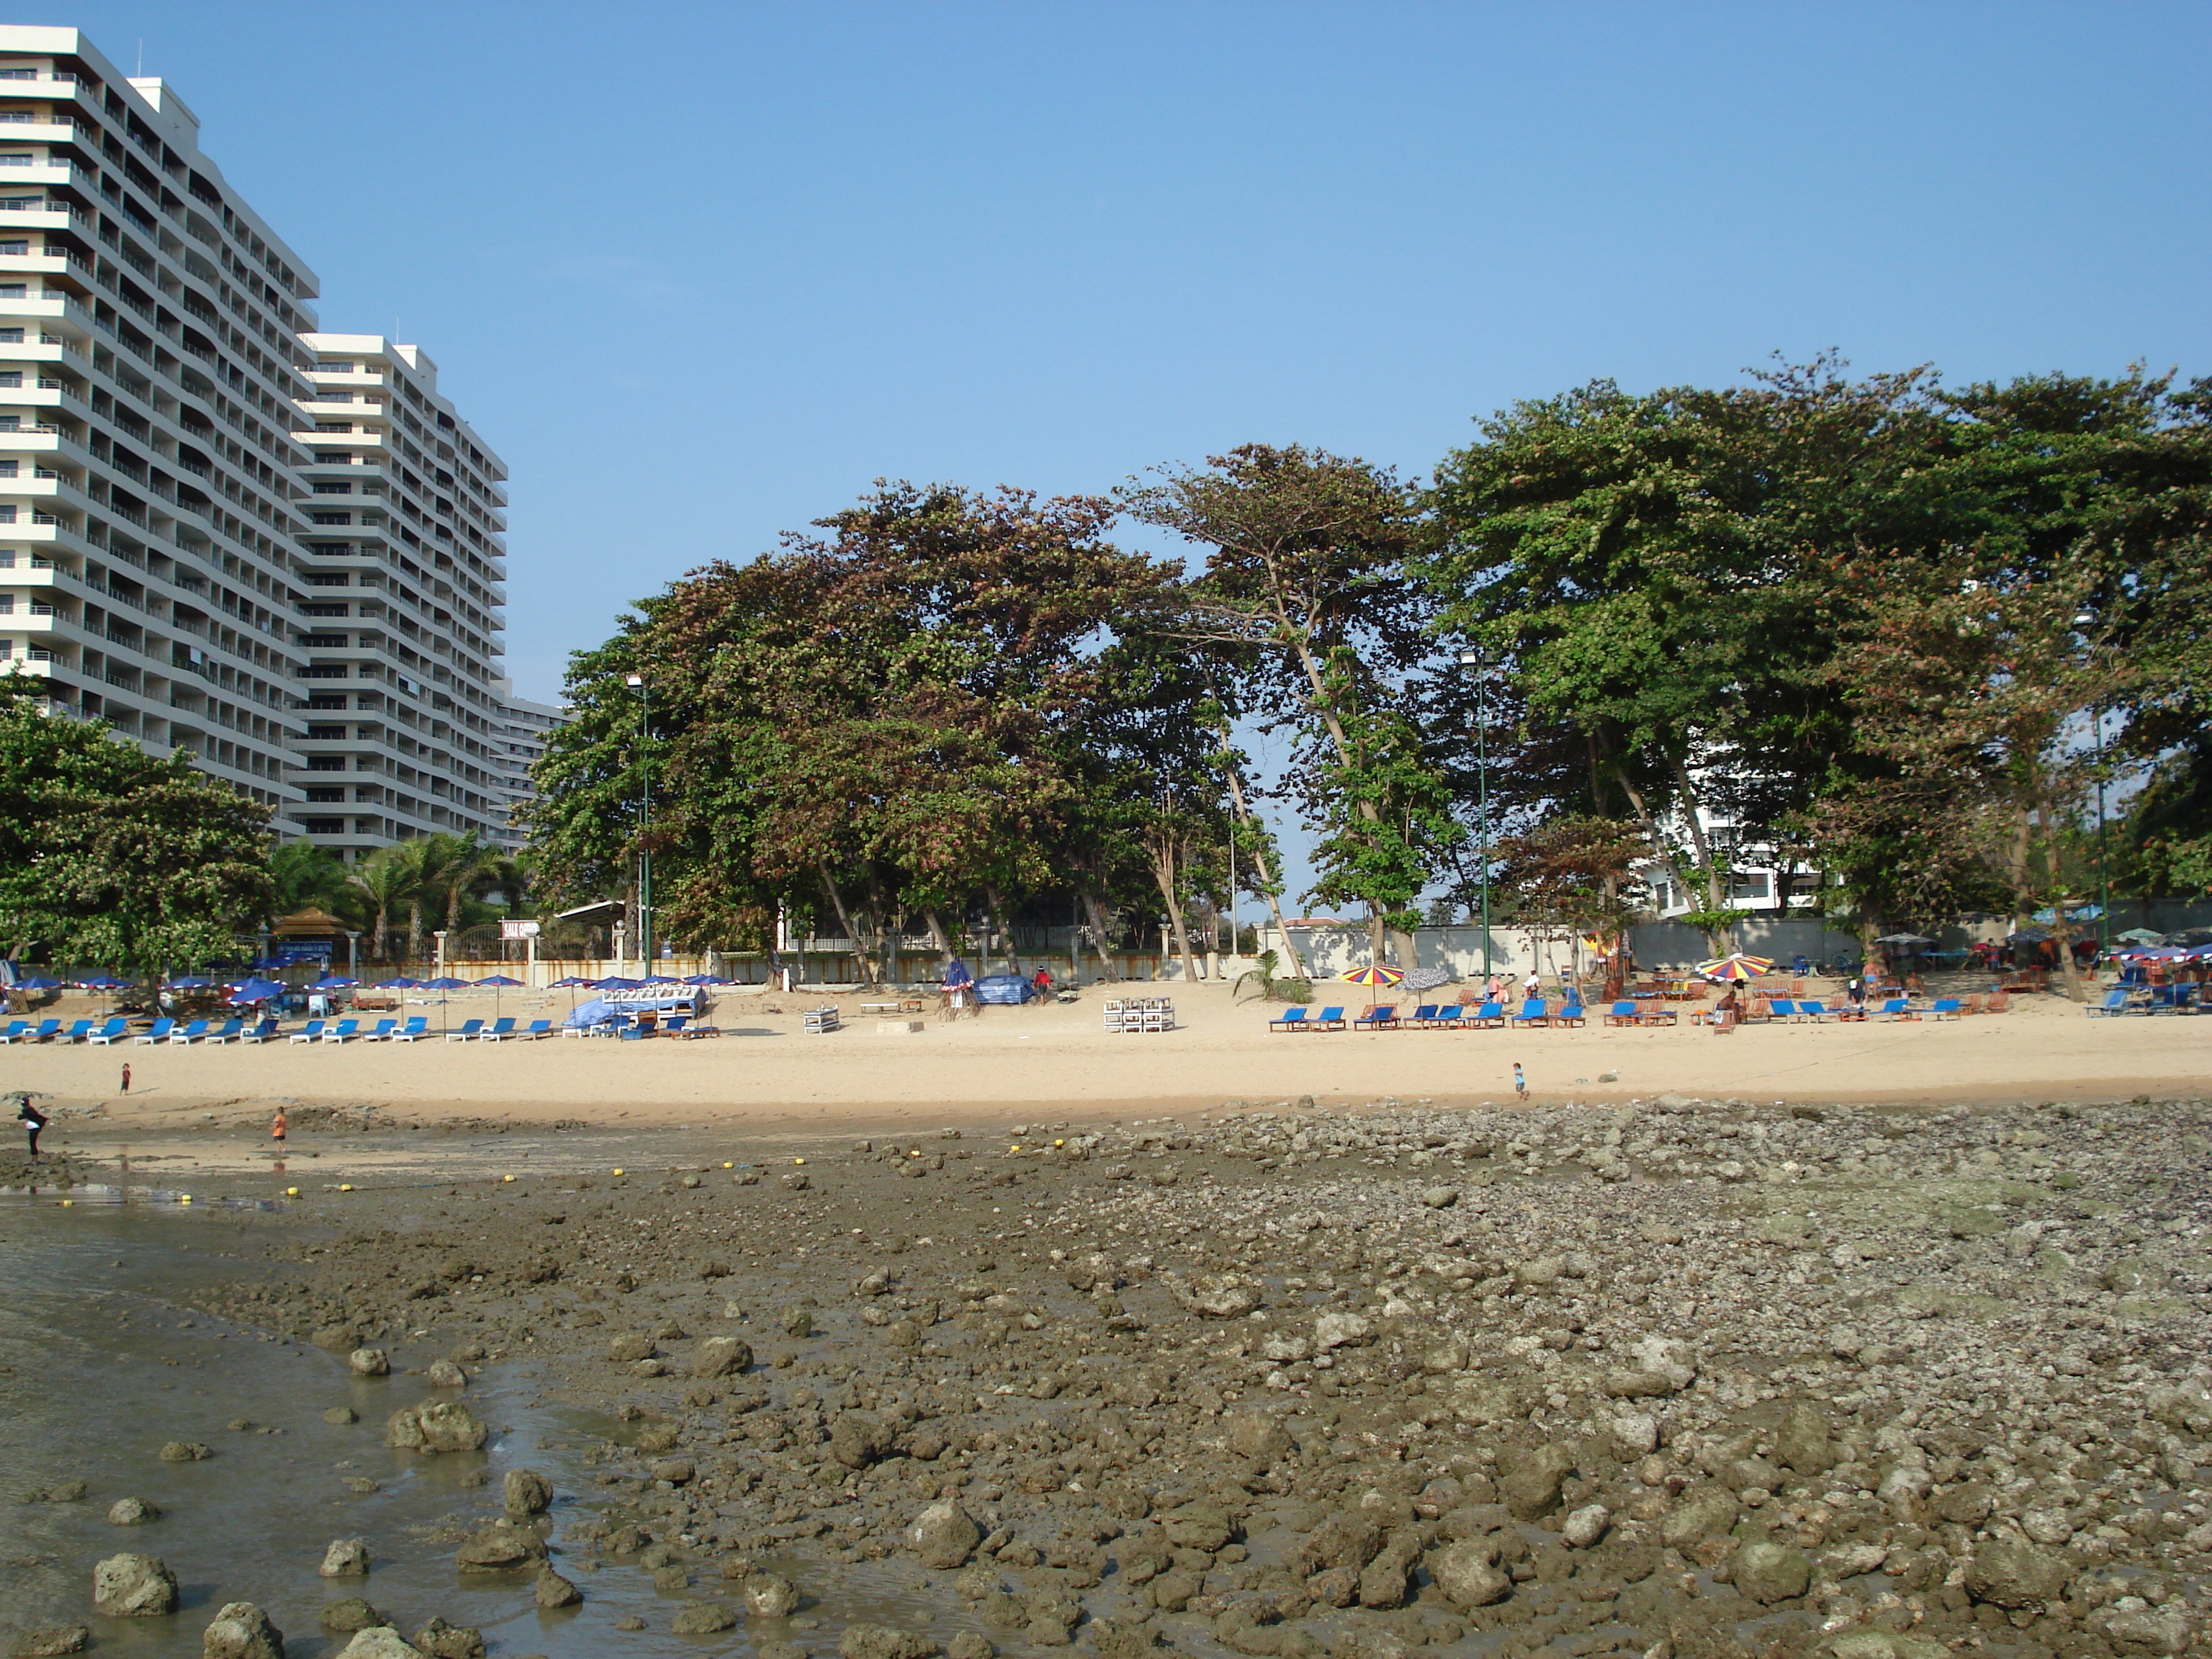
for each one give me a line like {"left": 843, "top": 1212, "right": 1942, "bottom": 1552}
{"left": 17, "top": 1093, "right": 47, "bottom": 1156}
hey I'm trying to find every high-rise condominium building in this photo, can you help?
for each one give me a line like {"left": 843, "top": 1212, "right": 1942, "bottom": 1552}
{"left": 488, "top": 679, "right": 565, "bottom": 853}
{"left": 292, "top": 335, "right": 512, "bottom": 858}
{"left": 0, "top": 27, "right": 536, "bottom": 859}
{"left": 0, "top": 28, "right": 316, "bottom": 819}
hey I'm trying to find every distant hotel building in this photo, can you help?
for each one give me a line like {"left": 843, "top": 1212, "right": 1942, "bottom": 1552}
{"left": 293, "top": 334, "right": 513, "bottom": 857}
{"left": 0, "top": 27, "right": 551, "bottom": 859}
{"left": 489, "top": 678, "right": 564, "bottom": 853}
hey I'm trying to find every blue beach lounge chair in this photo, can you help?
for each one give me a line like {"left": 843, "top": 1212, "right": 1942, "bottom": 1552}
{"left": 391, "top": 1017, "right": 431, "bottom": 1042}
{"left": 519, "top": 1019, "right": 552, "bottom": 1040}
{"left": 322, "top": 1018, "right": 360, "bottom": 1043}
{"left": 132, "top": 1017, "right": 174, "bottom": 1044}
{"left": 1268, "top": 1008, "right": 1310, "bottom": 1032}
{"left": 479, "top": 1017, "right": 518, "bottom": 1042}
{"left": 1354, "top": 1005, "right": 1400, "bottom": 1030}
{"left": 445, "top": 1018, "right": 485, "bottom": 1042}
{"left": 86, "top": 1017, "right": 129, "bottom": 1045}
{"left": 1310, "top": 1006, "right": 1347, "bottom": 1031}
{"left": 168, "top": 1018, "right": 210, "bottom": 1044}
{"left": 1509, "top": 997, "right": 1550, "bottom": 1029}
{"left": 289, "top": 1020, "right": 326, "bottom": 1044}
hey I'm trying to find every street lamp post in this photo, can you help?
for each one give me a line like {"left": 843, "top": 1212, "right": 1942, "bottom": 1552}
{"left": 626, "top": 674, "right": 652, "bottom": 969}
{"left": 1457, "top": 648, "right": 1492, "bottom": 979}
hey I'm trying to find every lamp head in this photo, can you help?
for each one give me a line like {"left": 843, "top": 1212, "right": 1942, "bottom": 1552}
{"left": 1457, "top": 648, "right": 1482, "bottom": 667}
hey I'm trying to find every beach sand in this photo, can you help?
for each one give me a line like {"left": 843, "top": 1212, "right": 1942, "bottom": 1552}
{"left": 5, "top": 980, "right": 2206, "bottom": 1138}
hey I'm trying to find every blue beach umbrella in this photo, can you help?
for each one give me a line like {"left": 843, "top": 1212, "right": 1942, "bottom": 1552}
{"left": 372, "top": 976, "right": 422, "bottom": 989}
{"left": 421, "top": 976, "right": 471, "bottom": 991}
{"left": 472, "top": 974, "right": 523, "bottom": 986}
{"left": 227, "top": 978, "right": 286, "bottom": 1005}
{"left": 77, "top": 973, "right": 128, "bottom": 990}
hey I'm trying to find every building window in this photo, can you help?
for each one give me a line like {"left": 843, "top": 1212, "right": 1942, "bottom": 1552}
{"left": 302, "top": 817, "right": 345, "bottom": 834}
{"left": 309, "top": 511, "right": 351, "bottom": 524}
{"left": 315, "top": 361, "right": 355, "bottom": 372}
{"left": 1728, "top": 873, "right": 1771, "bottom": 902}
{"left": 0, "top": 285, "right": 24, "bottom": 298}
{"left": 305, "top": 786, "right": 344, "bottom": 802}
{"left": 0, "top": 328, "right": 19, "bottom": 343}
{"left": 311, "top": 481, "right": 351, "bottom": 495}
{"left": 314, "top": 421, "right": 352, "bottom": 433}
{"left": 0, "top": 459, "right": 14, "bottom": 477}
{"left": 0, "top": 240, "right": 24, "bottom": 254}
{"left": 313, "top": 451, "right": 351, "bottom": 464}
{"left": 0, "top": 372, "right": 19, "bottom": 388}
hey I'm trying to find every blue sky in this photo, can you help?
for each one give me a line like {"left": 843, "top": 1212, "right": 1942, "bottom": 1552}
{"left": 42, "top": 1, "right": 2212, "bottom": 894}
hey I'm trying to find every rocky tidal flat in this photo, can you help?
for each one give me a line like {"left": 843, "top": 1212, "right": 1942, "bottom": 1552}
{"left": 12, "top": 1092, "right": 2212, "bottom": 1659}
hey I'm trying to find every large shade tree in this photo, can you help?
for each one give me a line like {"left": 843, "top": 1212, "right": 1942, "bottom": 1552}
{"left": 0, "top": 680, "right": 273, "bottom": 981}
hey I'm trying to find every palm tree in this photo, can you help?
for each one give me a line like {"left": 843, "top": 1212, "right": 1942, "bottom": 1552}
{"left": 346, "top": 845, "right": 421, "bottom": 964}
{"left": 437, "top": 833, "right": 510, "bottom": 938}
{"left": 270, "top": 840, "right": 350, "bottom": 920}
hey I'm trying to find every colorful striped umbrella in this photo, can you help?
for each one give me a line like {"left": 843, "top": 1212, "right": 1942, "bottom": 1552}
{"left": 1696, "top": 953, "right": 1774, "bottom": 982}
{"left": 1340, "top": 964, "right": 1406, "bottom": 986}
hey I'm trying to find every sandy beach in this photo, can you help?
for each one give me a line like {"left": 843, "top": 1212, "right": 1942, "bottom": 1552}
{"left": 3, "top": 981, "right": 2206, "bottom": 1139}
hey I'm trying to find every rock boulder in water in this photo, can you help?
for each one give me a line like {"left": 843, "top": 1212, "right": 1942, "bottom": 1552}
{"left": 91, "top": 1552, "right": 178, "bottom": 1617}
{"left": 504, "top": 1467, "right": 552, "bottom": 1515}
{"left": 333, "top": 1632, "right": 426, "bottom": 1659}
{"left": 202, "top": 1601, "right": 287, "bottom": 1659}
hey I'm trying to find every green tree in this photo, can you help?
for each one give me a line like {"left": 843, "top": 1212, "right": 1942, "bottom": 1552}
{"left": 0, "top": 680, "right": 272, "bottom": 981}
{"left": 1125, "top": 444, "right": 1450, "bottom": 969}
{"left": 269, "top": 839, "right": 351, "bottom": 919}
{"left": 346, "top": 843, "right": 420, "bottom": 964}
{"left": 1421, "top": 361, "right": 1946, "bottom": 951}
{"left": 524, "top": 483, "right": 1180, "bottom": 977}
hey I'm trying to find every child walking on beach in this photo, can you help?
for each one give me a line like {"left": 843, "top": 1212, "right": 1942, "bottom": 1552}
{"left": 1513, "top": 1062, "right": 1527, "bottom": 1101}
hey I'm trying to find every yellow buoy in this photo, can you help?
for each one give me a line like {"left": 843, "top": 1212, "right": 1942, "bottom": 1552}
{"left": 179, "top": 1194, "right": 193, "bottom": 1204}
{"left": 285, "top": 1187, "right": 300, "bottom": 1197}
{"left": 1054, "top": 1138, "right": 1065, "bottom": 1147}
{"left": 611, "top": 1168, "right": 625, "bottom": 1177}
{"left": 1010, "top": 1145, "right": 1022, "bottom": 1154}
{"left": 59, "top": 1198, "right": 72, "bottom": 1207}
{"left": 793, "top": 1158, "right": 805, "bottom": 1166}
{"left": 721, "top": 1161, "right": 733, "bottom": 1169}
{"left": 502, "top": 1174, "right": 515, "bottom": 1182}
{"left": 338, "top": 1183, "right": 355, "bottom": 1192}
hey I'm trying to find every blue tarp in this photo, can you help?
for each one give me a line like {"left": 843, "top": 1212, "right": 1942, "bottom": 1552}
{"left": 564, "top": 990, "right": 704, "bottom": 1029}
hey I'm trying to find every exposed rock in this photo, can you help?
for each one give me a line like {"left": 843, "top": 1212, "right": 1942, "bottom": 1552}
{"left": 535, "top": 1566, "right": 583, "bottom": 1609}
{"left": 324, "top": 1407, "right": 358, "bottom": 1424}
{"left": 503, "top": 1467, "right": 552, "bottom": 1516}
{"left": 907, "top": 1498, "right": 982, "bottom": 1568}
{"left": 333, "top": 1632, "right": 426, "bottom": 1659}
{"left": 1773, "top": 1400, "right": 1835, "bottom": 1473}
{"left": 1426, "top": 1539, "right": 1511, "bottom": 1608}
{"left": 425, "top": 1359, "right": 467, "bottom": 1389}
{"left": 320, "top": 1537, "right": 371, "bottom": 1576}
{"left": 384, "top": 1399, "right": 486, "bottom": 1453}
{"left": 9, "top": 1627, "right": 90, "bottom": 1657}
{"left": 670, "top": 1602, "right": 737, "bottom": 1635}
{"left": 202, "top": 1601, "right": 286, "bottom": 1659}
{"left": 1312, "top": 1313, "right": 1372, "bottom": 1351}
{"left": 693, "top": 1336, "right": 752, "bottom": 1377}
{"left": 106, "top": 1496, "right": 159, "bottom": 1525}
{"left": 839, "top": 1626, "right": 938, "bottom": 1659}
{"left": 408, "top": 1621, "right": 483, "bottom": 1659}
{"left": 91, "top": 1551, "right": 179, "bottom": 1617}
{"left": 319, "top": 1600, "right": 387, "bottom": 1633}
{"left": 606, "top": 1333, "right": 657, "bottom": 1363}
{"left": 1560, "top": 1503, "right": 1610, "bottom": 1548}
{"left": 348, "top": 1346, "right": 390, "bottom": 1377}
{"left": 454, "top": 1522, "right": 540, "bottom": 1569}
{"left": 1174, "top": 1272, "right": 1262, "bottom": 1318}
{"left": 828, "top": 1411, "right": 895, "bottom": 1468}
{"left": 1498, "top": 1444, "right": 1574, "bottom": 1520}
{"left": 745, "top": 1572, "right": 801, "bottom": 1617}
{"left": 1420, "top": 1187, "right": 1459, "bottom": 1209}
{"left": 1964, "top": 1539, "right": 2072, "bottom": 1610}
{"left": 1732, "top": 1540, "right": 1812, "bottom": 1604}
{"left": 158, "top": 1441, "right": 212, "bottom": 1462}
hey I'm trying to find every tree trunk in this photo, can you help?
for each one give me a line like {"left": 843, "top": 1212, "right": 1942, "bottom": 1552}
{"left": 924, "top": 909, "right": 955, "bottom": 969}
{"left": 1147, "top": 836, "right": 1201, "bottom": 984}
{"left": 1367, "top": 904, "right": 1387, "bottom": 970}
{"left": 1611, "top": 765, "right": 1709, "bottom": 947}
{"left": 1214, "top": 736, "right": 1308, "bottom": 977}
{"left": 1670, "top": 759, "right": 1730, "bottom": 953}
{"left": 408, "top": 900, "right": 424, "bottom": 966}
{"left": 818, "top": 863, "right": 875, "bottom": 986}
{"left": 1078, "top": 889, "right": 1123, "bottom": 981}
{"left": 2038, "top": 800, "right": 2087, "bottom": 1003}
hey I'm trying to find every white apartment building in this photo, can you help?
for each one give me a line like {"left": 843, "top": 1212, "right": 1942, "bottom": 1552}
{"left": 0, "top": 28, "right": 531, "bottom": 862}
{"left": 0, "top": 28, "right": 318, "bottom": 822}
{"left": 487, "top": 679, "right": 564, "bottom": 853}
{"left": 292, "top": 335, "right": 511, "bottom": 858}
